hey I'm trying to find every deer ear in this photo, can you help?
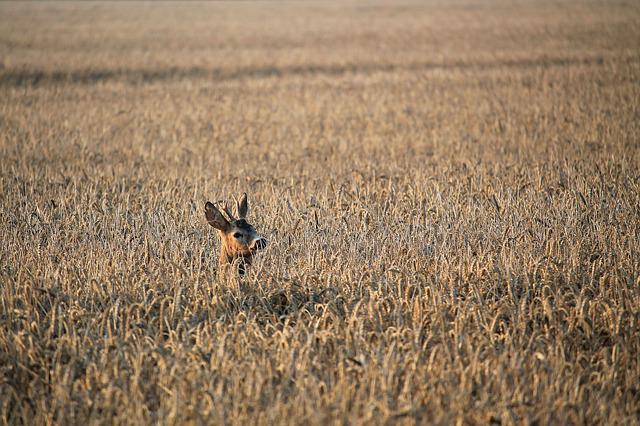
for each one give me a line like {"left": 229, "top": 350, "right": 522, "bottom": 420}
{"left": 205, "top": 201, "right": 230, "bottom": 231}
{"left": 237, "top": 193, "right": 248, "bottom": 218}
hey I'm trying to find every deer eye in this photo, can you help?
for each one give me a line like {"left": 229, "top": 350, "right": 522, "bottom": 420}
{"left": 233, "top": 232, "right": 242, "bottom": 239}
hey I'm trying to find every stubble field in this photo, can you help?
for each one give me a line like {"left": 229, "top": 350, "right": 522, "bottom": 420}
{"left": 1, "top": 1, "right": 639, "bottom": 424}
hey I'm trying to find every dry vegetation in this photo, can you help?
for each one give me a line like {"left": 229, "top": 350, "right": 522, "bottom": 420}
{"left": 1, "top": 1, "right": 640, "bottom": 424}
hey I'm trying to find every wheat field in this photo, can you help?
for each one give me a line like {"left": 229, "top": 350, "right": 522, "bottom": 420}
{"left": 1, "top": 1, "right": 639, "bottom": 424}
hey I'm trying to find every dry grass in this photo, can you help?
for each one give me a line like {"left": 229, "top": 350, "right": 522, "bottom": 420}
{"left": 1, "top": 1, "right": 639, "bottom": 424}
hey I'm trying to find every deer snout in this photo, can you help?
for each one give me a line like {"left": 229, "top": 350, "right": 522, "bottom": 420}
{"left": 250, "top": 237, "right": 267, "bottom": 251}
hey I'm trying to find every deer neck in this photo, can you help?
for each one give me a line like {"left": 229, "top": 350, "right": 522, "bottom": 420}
{"left": 219, "top": 244, "right": 253, "bottom": 266}
{"left": 219, "top": 246, "right": 252, "bottom": 276}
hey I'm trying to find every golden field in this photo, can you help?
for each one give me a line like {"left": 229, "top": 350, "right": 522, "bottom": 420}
{"left": 1, "top": 1, "right": 639, "bottom": 424}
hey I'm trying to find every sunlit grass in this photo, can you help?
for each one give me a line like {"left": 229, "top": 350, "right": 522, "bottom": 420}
{"left": 1, "top": 1, "right": 639, "bottom": 424}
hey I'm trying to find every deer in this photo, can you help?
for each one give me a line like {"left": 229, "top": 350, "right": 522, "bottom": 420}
{"left": 204, "top": 193, "right": 267, "bottom": 277}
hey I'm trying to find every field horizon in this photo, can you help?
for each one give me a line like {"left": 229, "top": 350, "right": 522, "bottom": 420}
{"left": 1, "top": 1, "right": 639, "bottom": 424}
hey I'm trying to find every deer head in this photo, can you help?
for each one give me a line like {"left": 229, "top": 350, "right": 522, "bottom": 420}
{"left": 205, "top": 193, "right": 267, "bottom": 275}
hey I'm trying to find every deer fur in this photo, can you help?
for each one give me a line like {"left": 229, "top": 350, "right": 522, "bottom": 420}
{"left": 204, "top": 193, "right": 267, "bottom": 276}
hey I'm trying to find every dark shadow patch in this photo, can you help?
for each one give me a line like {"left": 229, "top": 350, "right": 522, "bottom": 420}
{"left": 0, "top": 55, "right": 635, "bottom": 88}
